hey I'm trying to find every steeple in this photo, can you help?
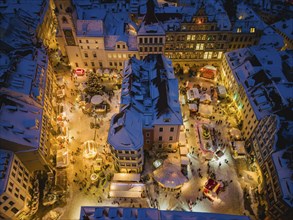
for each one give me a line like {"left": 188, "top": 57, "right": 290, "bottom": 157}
{"left": 143, "top": 0, "right": 158, "bottom": 25}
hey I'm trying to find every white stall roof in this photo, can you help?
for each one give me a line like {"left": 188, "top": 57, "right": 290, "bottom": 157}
{"left": 181, "top": 156, "right": 189, "bottom": 165}
{"left": 112, "top": 173, "right": 141, "bottom": 182}
{"left": 180, "top": 147, "right": 188, "bottom": 156}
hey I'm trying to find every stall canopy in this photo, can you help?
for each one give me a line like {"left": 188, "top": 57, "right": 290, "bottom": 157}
{"left": 187, "top": 88, "right": 200, "bottom": 101}
{"left": 180, "top": 147, "right": 188, "bottom": 156}
{"left": 91, "top": 95, "right": 103, "bottom": 105}
{"left": 153, "top": 162, "right": 187, "bottom": 189}
{"left": 200, "top": 93, "right": 212, "bottom": 103}
{"left": 217, "top": 85, "right": 227, "bottom": 98}
{"left": 198, "top": 104, "right": 213, "bottom": 117}
{"left": 200, "top": 65, "right": 217, "bottom": 79}
{"left": 109, "top": 182, "right": 145, "bottom": 198}
{"left": 181, "top": 156, "right": 189, "bottom": 166}
{"left": 112, "top": 173, "right": 141, "bottom": 182}
{"left": 56, "top": 149, "right": 68, "bottom": 168}
{"left": 188, "top": 103, "right": 197, "bottom": 112}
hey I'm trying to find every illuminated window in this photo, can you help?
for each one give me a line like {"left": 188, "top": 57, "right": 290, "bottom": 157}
{"left": 118, "top": 54, "right": 122, "bottom": 59}
{"left": 108, "top": 54, "right": 112, "bottom": 59}
{"left": 192, "top": 35, "right": 196, "bottom": 40}
{"left": 122, "top": 54, "right": 126, "bottom": 58}
{"left": 196, "top": 43, "right": 204, "bottom": 50}
{"left": 203, "top": 52, "right": 212, "bottom": 59}
{"left": 250, "top": 27, "right": 255, "bottom": 33}
{"left": 237, "top": 28, "right": 242, "bottom": 33}
{"left": 187, "top": 35, "right": 191, "bottom": 41}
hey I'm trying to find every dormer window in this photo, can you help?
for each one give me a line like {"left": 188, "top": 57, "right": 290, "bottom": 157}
{"left": 250, "top": 27, "right": 255, "bottom": 33}
{"left": 237, "top": 28, "right": 242, "bottom": 33}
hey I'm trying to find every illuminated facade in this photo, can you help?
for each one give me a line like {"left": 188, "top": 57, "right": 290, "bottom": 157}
{"left": 221, "top": 46, "right": 293, "bottom": 219}
{"left": 54, "top": 0, "right": 263, "bottom": 72}
{"left": 36, "top": 0, "right": 58, "bottom": 49}
{"left": 137, "top": 0, "right": 165, "bottom": 60}
{"left": 0, "top": 150, "right": 38, "bottom": 220}
{"left": 54, "top": 0, "right": 138, "bottom": 71}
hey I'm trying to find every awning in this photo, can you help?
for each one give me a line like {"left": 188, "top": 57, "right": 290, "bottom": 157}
{"left": 109, "top": 182, "right": 145, "bottom": 198}
{"left": 112, "top": 173, "right": 141, "bottom": 182}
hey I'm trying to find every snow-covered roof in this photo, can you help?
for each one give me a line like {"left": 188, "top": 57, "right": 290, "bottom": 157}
{"left": 225, "top": 46, "right": 293, "bottom": 120}
{"left": 1, "top": 47, "right": 48, "bottom": 106}
{"left": 120, "top": 54, "right": 183, "bottom": 127}
{"left": 272, "top": 18, "right": 293, "bottom": 41}
{"left": 108, "top": 107, "right": 143, "bottom": 151}
{"left": 0, "top": 149, "right": 13, "bottom": 195}
{"left": 0, "top": 96, "right": 42, "bottom": 149}
{"left": 258, "top": 27, "right": 284, "bottom": 50}
{"left": 272, "top": 146, "right": 293, "bottom": 208}
{"left": 73, "top": 0, "right": 130, "bottom": 14}
{"left": 0, "top": 52, "right": 10, "bottom": 81}
{"left": 80, "top": 206, "right": 251, "bottom": 219}
{"left": 0, "top": 0, "right": 48, "bottom": 26}
{"left": 76, "top": 20, "right": 104, "bottom": 37}
{"left": 76, "top": 7, "right": 106, "bottom": 20}
{"left": 0, "top": 13, "right": 36, "bottom": 50}
{"left": 103, "top": 12, "right": 137, "bottom": 50}
{"left": 138, "top": 0, "right": 165, "bottom": 35}
{"left": 233, "top": 3, "right": 266, "bottom": 33}
{"left": 204, "top": 0, "right": 231, "bottom": 31}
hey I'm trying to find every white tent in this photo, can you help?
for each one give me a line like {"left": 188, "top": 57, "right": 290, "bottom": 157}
{"left": 200, "top": 93, "right": 211, "bottom": 103}
{"left": 180, "top": 147, "right": 188, "bottom": 156}
{"left": 112, "top": 173, "right": 141, "bottom": 182}
{"left": 188, "top": 103, "right": 197, "bottom": 112}
{"left": 91, "top": 95, "right": 103, "bottom": 105}
{"left": 153, "top": 162, "right": 187, "bottom": 189}
{"left": 198, "top": 104, "right": 213, "bottom": 117}
{"left": 202, "top": 65, "right": 217, "bottom": 70}
{"left": 187, "top": 88, "right": 200, "bottom": 101}
{"left": 109, "top": 182, "right": 145, "bottom": 198}
{"left": 181, "top": 156, "right": 189, "bottom": 166}
{"left": 217, "top": 85, "right": 227, "bottom": 98}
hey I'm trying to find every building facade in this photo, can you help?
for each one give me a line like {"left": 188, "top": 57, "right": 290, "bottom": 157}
{"left": 221, "top": 46, "right": 293, "bottom": 219}
{"left": 0, "top": 150, "right": 38, "bottom": 220}
{"left": 54, "top": 0, "right": 266, "bottom": 72}
{"left": 108, "top": 54, "right": 183, "bottom": 173}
